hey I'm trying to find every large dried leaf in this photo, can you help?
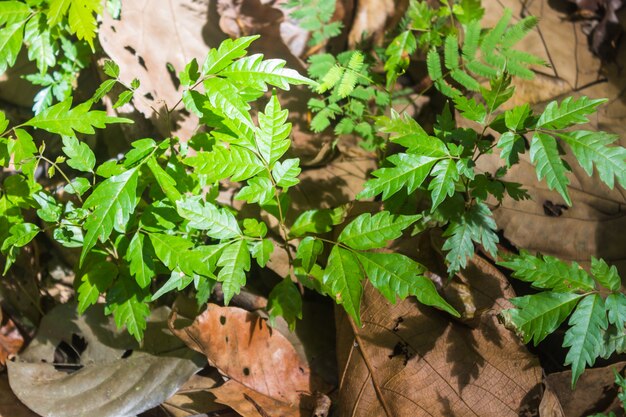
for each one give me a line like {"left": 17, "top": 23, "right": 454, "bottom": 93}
{"left": 7, "top": 303, "right": 205, "bottom": 417}
{"left": 171, "top": 304, "right": 327, "bottom": 413}
{"left": 335, "top": 256, "right": 542, "bottom": 416}
{"left": 476, "top": 1, "right": 626, "bottom": 274}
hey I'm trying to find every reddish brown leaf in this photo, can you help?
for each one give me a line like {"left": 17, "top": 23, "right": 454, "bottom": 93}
{"left": 171, "top": 304, "right": 326, "bottom": 409}
{"left": 211, "top": 380, "right": 303, "bottom": 417}
{"left": 0, "top": 311, "right": 23, "bottom": 366}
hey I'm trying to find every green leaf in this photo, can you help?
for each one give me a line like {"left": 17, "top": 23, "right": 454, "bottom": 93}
{"left": 64, "top": 177, "right": 91, "bottom": 196}
{"left": 106, "top": 278, "right": 151, "bottom": 342}
{"left": 125, "top": 232, "right": 156, "bottom": 288}
{"left": 504, "top": 103, "right": 531, "bottom": 130}
{"left": 358, "top": 153, "right": 439, "bottom": 200}
{"left": 242, "top": 218, "right": 267, "bottom": 238}
{"left": 149, "top": 233, "right": 194, "bottom": 273}
{"left": 249, "top": 239, "right": 274, "bottom": 268}
{"left": 25, "top": 98, "right": 132, "bottom": 136}
{"left": 184, "top": 144, "right": 264, "bottom": 183}
{"left": 606, "top": 293, "right": 626, "bottom": 331}
{"left": 428, "top": 159, "right": 459, "bottom": 210}
{"left": 77, "top": 253, "right": 116, "bottom": 313}
{"left": 32, "top": 191, "right": 62, "bottom": 223}
{"left": 0, "top": 22, "right": 24, "bottom": 74}
{"left": 356, "top": 252, "right": 459, "bottom": 317}
{"left": 502, "top": 292, "right": 583, "bottom": 345}
{"left": 12, "top": 129, "right": 37, "bottom": 181}
{"left": 202, "top": 35, "right": 259, "bottom": 75}
{"left": 256, "top": 94, "right": 291, "bottom": 165}
{"left": 93, "top": 79, "right": 116, "bottom": 102}
{"left": 268, "top": 279, "right": 302, "bottom": 331}
{"left": 235, "top": 176, "right": 274, "bottom": 205}
{"left": 442, "top": 202, "right": 499, "bottom": 273}
{"left": 591, "top": 257, "right": 620, "bottom": 291}
{"left": 338, "top": 211, "right": 419, "bottom": 250}
{"left": 67, "top": 0, "right": 102, "bottom": 50}
{"left": 146, "top": 157, "right": 182, "bottom": 204}
{"left": 289, "top": 206, "right": 347, "bottom": 237}
{"left": 24, "top": 16, "right": 55, "bottom": 73}
{"left": 497, "top": 132, "right": 525, "bottom": 167}
{"left": 564, "top": 294, "right": 608, "bottom": 387}
{"left": 61, "top": 135, "right": 95, "bottom": 172}
{"left": 558, "top": 130, "right": 626, "bottom": 190}
{"left": 0, "top": 1, "right": 31, "bottom": 26}
{"left": 113, "top": 90, "right": 133, "bottom": 108}
{"left": 499, "top": 252, "right": 595, "bottom": 292}
{"left": 384, "top": 31, "right": 416, "bottom": 87}
{"left": 47, "top": 0, "right": 71, "bottom": 26}
{"left": 176, "top": 196, "right": 242, "bottom": 239}
{"left": 537, "top": 96, "right": 607, "bottom": 130}
{"left": 81, "top": 168, "right": 140, "bottom": 265}
{"left": 296, "top": 237, "right": 323, "bottom": 273}
{"left": 530, "top": 132, "right": 571, "bottom": 205}
{"left": 272, "top": 158, "right": 300, "bottom": 188}
{"left": 217, "top": 239, "right": 250, "bottom": 305}
{"left": 220, "top": 53, "right": 315, "bottom": 91}
{"left": 201, "top": 77, "right": 255, "bottom": 143}
{"left": 103, "top": 60, "right": 120, "bottom": 78}
{"left": 151, "top": 268, "right": 194, "bottom": 301}
{"left": 323, "top": 246, "right": 363, "bottom": 326}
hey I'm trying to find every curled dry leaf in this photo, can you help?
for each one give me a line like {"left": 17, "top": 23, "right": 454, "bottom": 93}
{"left": 335, "top": 256, "right": 542, "bottom": 417}
{"left": 170, "top": 304, "right": 328, "bottom": 415}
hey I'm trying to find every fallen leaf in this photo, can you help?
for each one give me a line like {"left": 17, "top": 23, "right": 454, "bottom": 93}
{"left": 160, "top": 369, "right": 227, "bottom": 417}
{"left": 541, "top": 362, "right": 626, "bottom": 417}
{"left": 171, "top": 304, "right": 327, "bottom": 412}
{"left": 8, "top": 303, "right": 205, "bottom": 417}
{"left": 211, "top": 379, "right": 304, "bottom": 417}
{"left": 348, "top": 0, "right": 408, "bottom": 47}
{"left": 335, "top": 256, "right": 542, "bottom": 416}
{"left": 0, "top": 310, "right": 23, "bottom": 366}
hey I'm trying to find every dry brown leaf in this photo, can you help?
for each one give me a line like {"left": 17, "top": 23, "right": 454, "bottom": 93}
{"left": 211, "top": 379, "right": 305, "bottom": 417}
{"left": 476, "top": 1, "right": 626, "bottom": 274}
{"left": 348, "top": 0, "right": 409, "bottom": 47}
{"left": 335, "top": 256, "right": 542, "bottom": 417}
{"left": 171, "top": 304, "right": 327, "bottom": 412}
{"left": 0, "top": 310, "right": 23, "bottom": 366}
{"left": 541, "top": 362, "right": 626, "bottom": 417}
{"left": 160, "top": 370, "right": 227, "bottom": 417}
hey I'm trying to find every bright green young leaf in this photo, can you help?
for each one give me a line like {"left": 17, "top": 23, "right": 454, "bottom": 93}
{"left": 32, "top": 191, "right": 62, "bottom": 223}
{"left": 235, "top": 176, "right": 274, "bottom": 205}
{"left": 502, "top": 292, "right": 583, "bottom": 346}
{"left": 323, "top": 246, "right": 363, "bottom": 326}
{"left": 537, "top": 96, "right": 607, "bottom": 130}
{"left": 61, "top": 135, "right": 95, "bottom": 172}
{"left": 81, "top": 168, "right": 140, "bottom": 265}
{"left": 0, "top": 22, "right": 24, "bottom": 74}
{"left": 149, "top": 233, "right": 195, "bottom": 274}
{"left": 272, "top": 158, "right": 300, "bottom": 188}
{"left": 106, "top": 278, "right": 151, "bottom": 342}
{"left": 499, "top": 252, "right": 595, "bottom": 292}
{"left": 24, "top": 16, "right": 55, "bottom": 73}
{"left": 176, "top": 196, "right": 242, "bottom": 239}
{"left": 217, "top": 239, "right": 250, "bottom": 305}
{"left": 77, "top": 253, "right": 117, "bottom": 313}
{"left": 0, "top": 1, "right": 31, "bottom": 26}
{"left": 67, "top": 0, "right": 102, "bottom": 50}
{"left": 564, "top": 294, "right": 608, "bottom": 387}
{"left": 428, "top": 159, "right": 459, "bottom": 210}
{"left": 113, "top": 90, "right": 133, "bottom": 109}
{"left": 249, "top": 239, "right": 274, "bottom": 268}
{"left": 268, "top": 279, "right": 302, "bottom": 331}
{"left": 289, "top": 206, "right": 347, "bottom": 237}
{"left": 25, "top": 98, "right": 132, "bottom": 136}
{"left": 47, "top": 0, "right": 70, "bottom": 26}
{"left": 497, "top": 131, "right": 525, "bottom": 167}
{"left": 1, "top": 222, "right": 39, "bottom": 252}
{"left": 558, "top": 130, "right": 626, "bottom": 190}
{"left": 64, "top": 177, "right": 91, "bottom": 196}
{"left": 530, "top": 132, "right": 571, "bottom": 205}
{"left": 146, "top": 157, "right": 182, "bottom": 204}
{"left": 125, "top": 232, "right": 156, "bottom": 288}
{"left": 358, "top": 153, "right": 440, "bottom": 200}
{"left": 202, "top": 35, "right": 259, "bottom": 75}
{"left": 151, "top": 268, "right": 194, "bottom": 301}
{"left": 103, "top": 60, "right": 120, "bottom": 78}
{"left": 12, "top": 129, "right": 37, "bottom": 181}
{"left": 184, "top": 144, "right": 264, "bottom": 183}
{"left": 338, "top": 211, "right": 420, "bottom": 250}
{"left": 220, "top": 53, "right": 315, "bottom": 91}
{"left": 296, "top": 237, "right": 323, "bottom": 273}
{"left": 256, "top": 94, "right": 291, "bottom": 165}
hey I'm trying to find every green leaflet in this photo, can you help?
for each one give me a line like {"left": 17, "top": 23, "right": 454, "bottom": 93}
{"left": 502, "top": 292, "right": 583, "bottom": 346}
{"left": 558, "top": 130, "right": 626, "bottom": 190}
{"left": 24, "top": 15, "right": 55, "bottom": 73}
{"left": 66, "top": 0, "right": 102, "bottom": 50}
{"left": 0, "top": 2, "right": 31, "bottom": 26}
{"left": 217, "top": 239, "right": 251, "bottom": 305}
{"left": 356, "top": 252, "right": 459, "bottom": 317}
{"left": 289, "top": 206, "right": 347, "bottom": 237}
{"left": 268, "top": 279, "right": 302, "bottom": 331}
{"left": 176, "top": 196, "right": 241, "bottom": 239}
{"left": 606, "top": 293, "right": 626, "bottom": 330}
{"left": 25, "top": 98, "right": 132, "bottom": 137}
{"left": 202, "top": 35, "right": 259, "bottom": 75}
{"left": 530, "top": 132, "right": 571, "bottom": 205}
{"left": 62, "top": 135, "right": 95, "bottom": 172}
{"left": 81, "top": 168, "right": 140, "bottom": 265}
{"left": 564, "top": 294, "right": 608, "bottom": 387}
{"left": 296, "top": 237, "right": 323, "bottom": 273}
{"left": 249, "top": 239, "right": 274, "bottom": 268}
{"left": 106, "top": 278, "right": 151, "bottom": 342}
{"left": 591, "top": 257, "right": 621, "bottom": 292}
{"left": 272, "top": 159, "right": 301, "bottom": 188}
{"left": 184, "top": 144, "right": 264, "bottom": 183}
{"left": 358, "top": 153, "right": 440, "bottom": 200}
{"left": 125, "top": 232, "right": 156, "bottom": 288}
{"left": 77, "top": 253, "right": 117, "bottom": 313}
{"left": 235, "top": 176, "right": 275, "bottom": 206}
{"left": 12, "top": 129, "right": 37, "bottom": 181}
{"left": 323, "top": 246, "right": 363, "bottom": 325}
{"left": 537, "top": 96, "right": 607, "bottom": 130}
{"left": 442, "top": 202, "right": 499, "bottom": 273}
{"left": 499, "top": 252, "right": 595, "bottom": 292}
{"left": 220, "top": 53, "right": 315, "bottom": 91}
{"left": 255, "top": 94, "right": 291, "bottom": 165}
{"left": 338, "top": 211, "right": 420, "bottom": 250}
{"left": 384, "top": 30, "right": 416, "bottom": 88}
{"left": 428, "top": 159, "right": 459, "bottom": 210}
{"left": 497, "top": 132, "right": 525, "bottom": 167}
{"left": 146, "top": 157, "right": 182, "bottom": 204}
{"left": 0, "top": 22, "right": 24, "bottom": 74}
